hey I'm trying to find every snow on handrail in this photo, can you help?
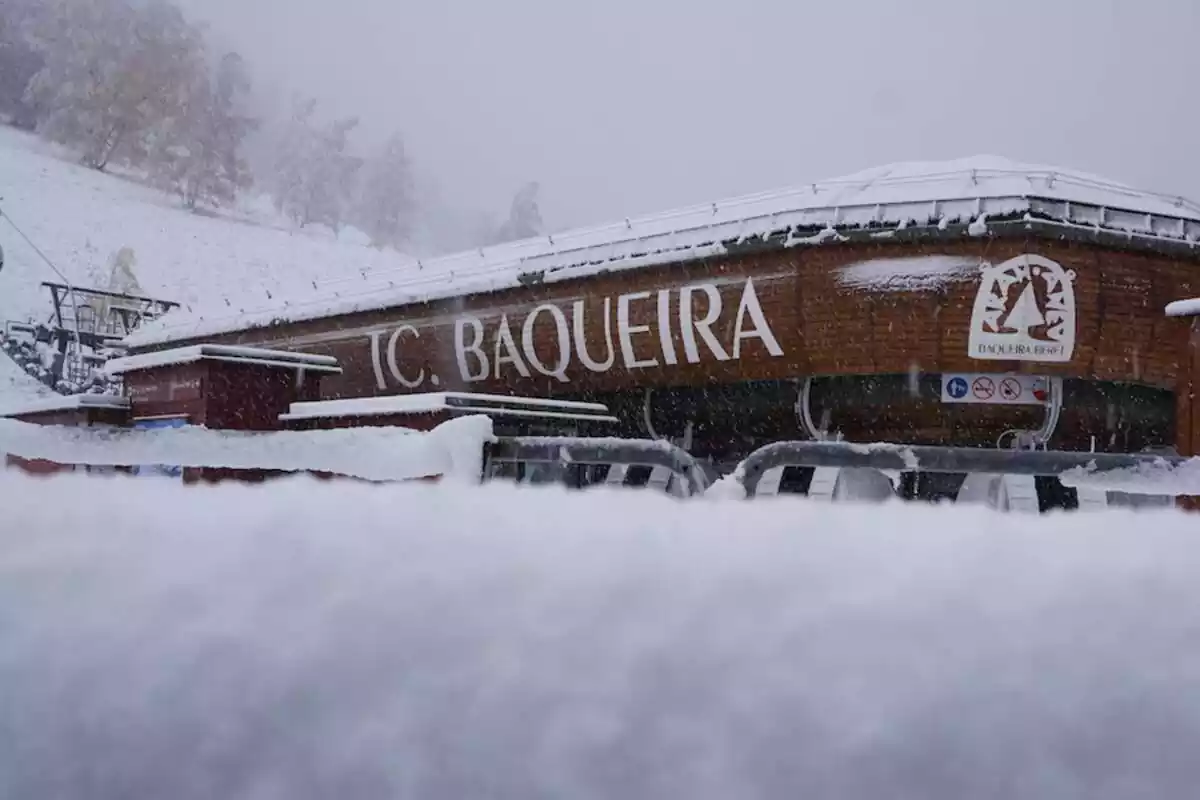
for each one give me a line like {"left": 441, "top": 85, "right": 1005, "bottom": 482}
{"left": 733, "top": 440, "right": 1200, "bottom": 498}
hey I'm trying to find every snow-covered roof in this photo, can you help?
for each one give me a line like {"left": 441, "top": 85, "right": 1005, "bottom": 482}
{"left": 127, "top": 155, "right": 1200, "bottom": 348}
{"left": 106, "top": 344, "right": 342, "bottom": 376}
{"left": 0, "top": 392, "right": 130, "bottom": 419}
{"left": 281, "top": 392, "right": 619, "bottom": 424}
{"left": 1165, "top": 298, "right": 1200, "bottom": 318}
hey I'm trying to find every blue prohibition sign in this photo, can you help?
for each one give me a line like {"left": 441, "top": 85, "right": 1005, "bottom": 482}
{"left": 946, "top": 376, "right": 969, "bottom": 399}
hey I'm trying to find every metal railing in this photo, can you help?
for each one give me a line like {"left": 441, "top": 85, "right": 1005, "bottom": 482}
{"left": 485, "top": 436, "right": 709, "bottom": 497}
{"left": 735, "top": 440, "right": 1189, "bottom": 498}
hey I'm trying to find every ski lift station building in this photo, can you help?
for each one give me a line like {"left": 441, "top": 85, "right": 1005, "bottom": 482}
{"left": 115, "top": 155, "right": 1200, "bottom": 472}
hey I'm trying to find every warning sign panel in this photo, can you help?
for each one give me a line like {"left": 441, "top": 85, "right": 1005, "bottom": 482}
{"left": 971, "top": 376, "right": 995, "bottom": 400}
{"left": 941, "top": 373, "right": 1050, "bottom": 405}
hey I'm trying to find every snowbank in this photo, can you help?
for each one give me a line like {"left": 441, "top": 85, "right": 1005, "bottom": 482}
{"left": 1, "top": 474, "right": 1199, "bottom": 798}
{"left": 0, "top": 415, "right": 494, "bottom": 482}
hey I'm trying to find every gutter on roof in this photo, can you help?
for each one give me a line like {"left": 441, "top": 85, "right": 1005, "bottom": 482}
{"left": 721, "top": 217, "right": 1200, "bottom": 260}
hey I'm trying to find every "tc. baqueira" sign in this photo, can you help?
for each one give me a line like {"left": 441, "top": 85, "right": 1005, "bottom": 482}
{"left": 367, "top": 277, "right": 785, "bottom": 391}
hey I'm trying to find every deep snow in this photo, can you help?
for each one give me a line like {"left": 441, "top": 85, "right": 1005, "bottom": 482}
{"left": 2, "top": 472, "right": 1200, "bottom": 799}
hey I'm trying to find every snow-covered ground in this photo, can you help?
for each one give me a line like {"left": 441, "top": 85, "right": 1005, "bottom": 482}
{"left": 0, "top": 125, "right": 417, "bottom": 329}
{"left": 2, "top": 472, "right": 1199, "bottom": 798}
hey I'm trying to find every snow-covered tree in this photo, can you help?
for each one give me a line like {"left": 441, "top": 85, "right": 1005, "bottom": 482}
{"left": 318, "top": 117, "right": 364, "bottom": 234}
{"left": 26, "top": 0, "right": 205, "bottom": 170}
{"left": 270, "top": 99, "right": 362, "bottom": 231}
{"left": 494, "top": 181, "right": 543, "bottom": 242}
{"left": 268, "top": 97, "right": 316, "bottom": 218}
{"left": 153, "top": 52, "right": 258, "bottom": 209}
{"left": 0, "top": 0, "right": 45, "bottom": 129}
{"left": 354, "top": 133, "right": 415, "bottom": 248}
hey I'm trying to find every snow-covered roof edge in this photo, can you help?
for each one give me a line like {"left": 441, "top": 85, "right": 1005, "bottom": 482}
{"left": 107, "top": 344, "right": 342, "bottom": 376}
{"left": 0, "top": 392, "right": 129, "bottom": 419}
{"left": 281, "top": 392, "right": 617, "bottom": 422}
{"left": 127, "top": 156, "right": 1200, "bottom": 349}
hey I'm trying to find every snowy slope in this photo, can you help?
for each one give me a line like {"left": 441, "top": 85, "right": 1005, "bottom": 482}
{"left": 0, "top": 126, "right": 417, "bottom": 330}
{"left": 131, "top": 153, "right": 1200, "bottom": 347}
{"left": 0, "top": 352, "right": 53, "bottom": 406}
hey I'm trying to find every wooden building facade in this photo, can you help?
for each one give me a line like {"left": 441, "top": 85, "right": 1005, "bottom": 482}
{"left": 120, "top": 159, "right": 1200, "bottom": 471}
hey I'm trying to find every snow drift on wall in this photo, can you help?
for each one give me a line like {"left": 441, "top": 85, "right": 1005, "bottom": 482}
{"left": 835, "top": 255, "right": 978, "bottom": 292}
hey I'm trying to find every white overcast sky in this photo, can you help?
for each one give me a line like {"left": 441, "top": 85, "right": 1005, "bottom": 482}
{"left": 177, "top": 0, "right": 1200, "bottom": 232}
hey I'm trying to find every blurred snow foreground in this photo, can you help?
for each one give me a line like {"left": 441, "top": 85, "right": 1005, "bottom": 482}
{"left": 3, "top": 476, "right": 1200, "bottom": 799}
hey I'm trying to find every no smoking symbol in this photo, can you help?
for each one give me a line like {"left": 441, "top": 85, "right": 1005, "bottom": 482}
{"left": 971, "top": 376, "right": 995, "bottom": 400}
{"left": 1000, "top": 378, "right": 1023, "bottom": 401}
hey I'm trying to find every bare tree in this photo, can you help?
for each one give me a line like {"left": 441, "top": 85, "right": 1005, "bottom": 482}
{"left": 154, "top": 52, "right": 258, "bottom": 209}
{"left": 354, "top": 133, "right": 415, "bottom": 248}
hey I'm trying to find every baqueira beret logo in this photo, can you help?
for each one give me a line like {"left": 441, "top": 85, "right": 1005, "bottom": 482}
{"left": 968, "top": 254, "right": 1077, "bottom": 363}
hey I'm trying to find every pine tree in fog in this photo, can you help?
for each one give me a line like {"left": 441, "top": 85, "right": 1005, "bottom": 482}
{"left": 269, "top": 98, "right": 317, "bottom": 222}
{"left": 354, "top": 133, "right": 415, "bottom": 248}
{"left": 25, "top": 0, "right": 204, "bottom": 170}
{"left": 320, "top": 117, "right": 364, "bottom": 234}
{"left": 494, "top": 181, "right": 543, "bottom": 242}
{"left": 153, "top": 52, "right": 258, "bottom": 210}
{"left": 271, "top": 99, "right": 362, "bottom": 232}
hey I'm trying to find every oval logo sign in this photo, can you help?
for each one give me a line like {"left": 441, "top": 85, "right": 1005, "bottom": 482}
{"left": 968, "top": 254, "right": 1076, "bottom": 363}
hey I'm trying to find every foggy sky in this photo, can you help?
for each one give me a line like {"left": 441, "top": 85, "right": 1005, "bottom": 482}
{"left": 177, "top": 0, "right": 1200, "bottom": 233}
